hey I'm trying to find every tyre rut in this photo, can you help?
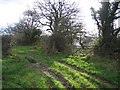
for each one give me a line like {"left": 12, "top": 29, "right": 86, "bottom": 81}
{"left": 32, "top": 62, "right": 74, "bottom": 89}
{"left": 59, "top": 60, "right": 118, "bottom": 88}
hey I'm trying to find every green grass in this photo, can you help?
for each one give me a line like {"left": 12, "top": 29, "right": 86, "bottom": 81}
{"left": 13, "top": 45, "right": 65, "bottom": 65}
{"left": 52, "top": 61, "right": 110, "bottom": 88}
{"left": 2, "top": 56, "right": 48, "bottom": 88}
{"left": 63, "top": 55, "right": 118, "bottom": 84}
{"left": 2, "top": 45, "right": 65, "bottom": 88}
{"left": 45, "top": 73, "right": 65, "bottom": 88}
{"left": 2, "top": 45, "right": 118, "bottom": 88}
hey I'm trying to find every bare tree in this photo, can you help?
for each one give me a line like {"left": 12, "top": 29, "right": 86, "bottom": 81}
{"left": 34, "top": 0, "right": 83, "bottom": 53}
{"left": 13, "top": 9, "right": 42, "bottom": 45}
{"left": 91, "top": 1, "right": 120, "bottom": 55}
{"left": 22, "top": 9, "right": 41, "bottom": 30}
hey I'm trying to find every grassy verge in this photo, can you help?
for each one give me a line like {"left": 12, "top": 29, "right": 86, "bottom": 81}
{"left": 2, "top": 45, "right": 65, "bottom": 88}
{"left": 52, "top": 62, "right": 102, "bottom": 88}
{"left": 12, "top": 45, "right": 65, "bottom": 65}
{"left": 63, "top": 55, "right": 118, "bottom": 84}
{"left": 2, "top": 45, "right": 118, "bottom": 88}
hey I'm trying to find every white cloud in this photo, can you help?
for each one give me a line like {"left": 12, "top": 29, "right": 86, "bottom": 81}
{"left": 0, "top": 3, "right": 21, "bottom": 27}
{"left": 0, "top": 0, "right": 100, "bottom": 35}
{"left": 74, "top": 0, "right": 101, "bottom": 34}
{"left": 0, "top": 0, "right": 35, "bottom": 28}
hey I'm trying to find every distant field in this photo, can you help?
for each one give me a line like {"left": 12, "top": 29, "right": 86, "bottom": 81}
{"left": 2, "top": 45, "right": 118, "bottom": 88}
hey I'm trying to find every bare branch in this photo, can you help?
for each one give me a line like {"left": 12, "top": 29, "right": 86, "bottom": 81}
{"left": 114, "top": 15, "right": 120, "bottom": 19}
{"left": 34, "top": 0, "right": 81, "bottom": 34}
{"left": 114, "top": 27, "right": 120, "bottom": 36}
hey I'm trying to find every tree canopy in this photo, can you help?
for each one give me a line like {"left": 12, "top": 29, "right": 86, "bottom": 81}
{"left": 33, "top": 0, "right": 83, "bottom": 53}
{"left": 91, "top": 1, "right": 120, "bottom": 55}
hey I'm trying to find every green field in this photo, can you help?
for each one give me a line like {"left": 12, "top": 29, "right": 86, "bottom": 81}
{"left": 2, "top": 45, "right": 118, "bottom": 88}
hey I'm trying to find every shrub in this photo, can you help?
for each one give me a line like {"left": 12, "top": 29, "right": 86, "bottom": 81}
{"left": 2, "top": 35, "right": 12, "bottom": 57}
{"left": 93, "top": 37, "right": 120, "bottom": 58}
{"left": 15, "top": 29, "right": 42, "bottom": 45}
{"left": 45, "top": 32, "right": 72, "bottom": 55}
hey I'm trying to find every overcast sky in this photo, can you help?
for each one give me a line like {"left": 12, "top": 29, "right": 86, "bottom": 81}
{"left": 0, "top": 0, "right": 101, "bottom": 34}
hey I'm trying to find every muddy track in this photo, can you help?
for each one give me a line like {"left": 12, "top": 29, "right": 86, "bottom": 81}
{"left": 32, "top": 62, "right": 74, "bottom": 89}
{"left": 59, "top": 60, "right": 118, "bottom": 88}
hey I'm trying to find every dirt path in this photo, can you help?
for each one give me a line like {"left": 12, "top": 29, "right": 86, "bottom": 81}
{"left": 32, "top": 62, "right": 74, "bottom": 89}
{"left": 28, "top": 56, "right": 118, "bottom": 88}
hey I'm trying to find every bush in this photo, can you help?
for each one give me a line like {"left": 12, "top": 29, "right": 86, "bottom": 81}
{"left": 2, "top": 35, "right": 12, "bottom": 57}
{"left": 63, "top": 44, "right": 72, "bottom": 55}
{"left": 93, "top": 37, "right": 120, "bottom": 57}
{"left": 46, "top": 33, "right": 65, "bottom": 53}
{"left": 15, "top": 29, "right": 42, "bottom": 45}
{"left": 45, "top": 32, "right": 72, "bottom": 54}
{"left": 16, "top": 38, "right": 26, "bottom": 45}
